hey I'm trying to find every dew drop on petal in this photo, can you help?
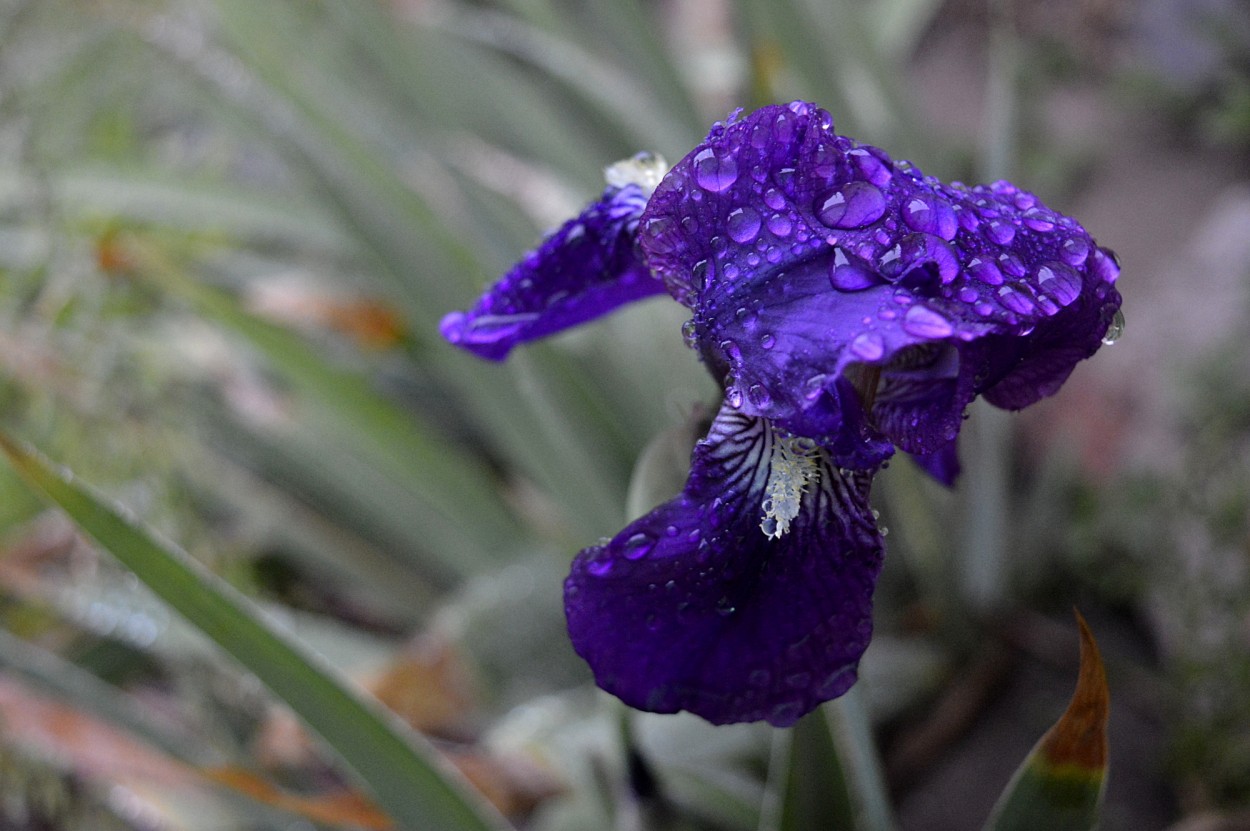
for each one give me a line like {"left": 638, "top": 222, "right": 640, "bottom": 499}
{"left": 849, "top": 331, "right": 885, "bottom": 361}
{"left": 622, "top": 532, "right": 654, "bottom": 560}
{"left": 1090, "top": 247, "right": 1121, "bottom": 284}
{"left": 727, "top": 206, "right": 761, "bottom": 243}
{"left": 1022, "top": 207, "right": 1055, "bottom": 231}
{"left": 681, "top": 318, "right": 698, "bottom": 348}
{"left": 1102, "top": 307, "right": 1125, "bottom": 345}
{"left": 720, "top": 339, "right": 743, "bottom": 363}
{"left": 1036, "top": 261, "right": 1081, "bottom": 306}
{"left": 998, "top": 252, "right": 1026, "bottom": 277}
{"left": 747, "top": 384, "right": 771, "bottom": 408}
{"left": 764, "top": 188, "right": 787, "bottom": 210}
{"left": 694, "top": 148, "right": 739, "bottom": 192}
{"left": 848, "top": 147, "right": 893, "bottom": 186}
{"left": 816, "top": 181, "right": 886, "bottom": 229}
{"left": 1061, "top": 236, "right": 1090, "bottom": 267}
{"left": 985, "top": 220, "right": 1015, "bottom": 245}
{"left": 901, "top": 304, "right": 954, "bottom": 338}
{"left": 967, "top": 256, "right": 1004, "bottom": 286}
{"left": 760, "top": 333, "right": 776, "bottom": 350}
{"left": 828, "top": 247, "right": 880, "bottom": 291}
{"left": 587, "top": 559, "right": 613, "bottom": 576}
{"left": 902, "top": 194, "right": 957, "bottom": 240}
{"left": 767, "top": 212, "right": 793, "bottom": 237}
{"left": 727, "top": 386, "right": 744, "bottom": 408}
{"left": 997, "top": 283, "right": 1036, "bottom": 315}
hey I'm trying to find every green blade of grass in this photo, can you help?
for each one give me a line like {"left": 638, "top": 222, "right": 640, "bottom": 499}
{"left": 0, "top": 432, "right": 511, "bottom": 831}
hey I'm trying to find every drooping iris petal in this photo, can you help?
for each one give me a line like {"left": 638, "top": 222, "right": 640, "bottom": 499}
{"left": 440, "top": 184, "right": 665, "bottom": 360}
{"left": 564, "top": 402, "right": 884, "bottom": 726}
{"left": 639, "top": 102, "right": 1122, "bottom": 461}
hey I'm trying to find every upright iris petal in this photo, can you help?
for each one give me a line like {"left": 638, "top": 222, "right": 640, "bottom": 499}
{"left": 638, "top": 102, "right": 1122, "bottom": 463}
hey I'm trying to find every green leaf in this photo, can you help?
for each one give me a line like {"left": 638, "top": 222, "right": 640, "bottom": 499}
{"left": 764, "top": 687, "right": 897, "bottom": 831}
{"left": 983, "top": 611, "right": 1110, "bottom": 831}
{"left": 0, "top": 432, "right": 511, "bottom": 831}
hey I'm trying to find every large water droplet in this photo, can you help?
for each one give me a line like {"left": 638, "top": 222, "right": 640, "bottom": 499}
{"left": 1036, "top": 261, "right": 1081, "bottom": 306}
{"left": 967, "top": 256, "right": 1004, "bottom": 286}
{"left": 1022, "top": 207, "right": 1054, "bottom": 231}
{"left": 747, "top": 384, "right": 771, "bottom": 408}
{"left": 643, "top": 217, "right": 678, "bottom": 253}
{"left": 767, "top": 212, "right": 793, "bottom": 237}
{"left": 997, "top": 283, "right": 1036, "bottom": 315}
{"left": 693, "top": 148, "right": 739, "bottom": 192}
{"left": 902, "top": 193, "right": 958, "bottom": 240}
{"left": 849, "top": 331, "right": 885, "bottom": 361}
{"left": 886, "top": 233, "right": 959, "bottom": 286}
{"left": 848, "top": 147, "right": 893, "bottom": 186}
{"left": 985, "top": 220, "right": 1015, "bottom": 245}
{"left": 828, "top": 247, "right": 879, "bottom": 291}
{"left": 727, "top": 386, "right": 744, "bottom": 408}
{"left": 727, "top": 206, "right": 761, "bottom": 243}
{"left": 587, "top": 559, "right": 613, "bottom": 576}
{"left": 1060, "top": 236, "right": 1090, "bottom": 267}
{"left": 1102, "top": 307, "right": 1125, "bottom": 345}
{"left": 760, "top": 333, "right": 776, "bottom": 350}
{"left": 764, "top": 188, "right": 786, "bottom": 210}
{"left": 816, "top": 181, "right": 886, "bottom": 229}
{"left": 720, "top": 339, "right": 743, "bottom": 363}
{"left": 901, "top": 304, "right": 954, "bottom": 338}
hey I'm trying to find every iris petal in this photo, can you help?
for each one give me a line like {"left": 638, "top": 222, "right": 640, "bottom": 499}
{"left": 639, "top": 102, "right": 1122, "bottom": 462}
{"left": 440, "top": 185, "right": 665, "bottom": 360}
{"left": 564, "top": 402, "right": 884, "bottom": 726}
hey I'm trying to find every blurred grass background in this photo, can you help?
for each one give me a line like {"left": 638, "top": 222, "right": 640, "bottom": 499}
{"left": 0, "top": 0, "right": 1248, "bottom": 829}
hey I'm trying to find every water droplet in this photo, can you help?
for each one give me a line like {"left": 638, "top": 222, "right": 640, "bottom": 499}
{"left": 693, "top": 148, "right": 739, "bottom": 192}
{"left": 828, "top": 247, "right": 879, "bottom": 291}
{"left": 884, "top": 233, "right": 959, "bottom": 286}
{"left": 816, "top": 181, "right": 886, "bottom": 229}
{"left": 974, "top": 301, "right": 994, "bottom": 317}
{"left": 643, "top": 216, "right": 678, "bottom": 254}
{"left": 1036, "top": 261, "right": 1081, "bottom": 306}
{"left": 747, "top": 384, "right": 772, "bottom": 408}
{"left": 998, "top": 252, "right": 1026, "bottom": 277}
{"left": 1060, "top": 236, "right": 1090, "bottom": 266}
{"left": 760, "top": 333, "right": 776, "bottom": 350}
{"left": 727, "top": 386, "right": 744, "bottom": 408}
{"left": 681, "top": 319, "right": 698, "bottom": 348}
{"left": 764, "top": 188, "right": 786, "bottom": 210}
{"left": 587, "top": 559, "right": 613, "bottom": 576}
{"left": 622, "top": 532, "right": 654, "bottom": 560}
{"left": 773, "top": 111, "right": 797, "bottom": 144}
{"left": 967, "top": 256, "right": 1004, "bottom": 286}
{"left": 1090, "top": 247, "right": 1121, "bottom": 284}
{"left": 901, "top": 304, "right": 954, "bottom": 338}
{"left": 850, "top": 331, "right": 885, "bottom": 361}
{"left": 902, "top": 193, "right": 957, "bottom": 240}
{"left": 958, "top": 286, "right": 978, "bottom": 303}
{"left": 767, "top": 212, "right": 793, "bottom": 237}
{"left": 1022, "top": 207, "right": 1054, "bottom": 231}
{"left": 997, "top": 283, "right": 1036, "bottom": 315}
{"left": 1102, "top": 307, "right": 1125, "bottom": 345}
{"left": 715, "top": 596, "right": 736, "bottom": 616}
{"left": 848, "top": 146, "right": 893, "bottom": 186}
{"left": 720, "top": 339, "right": 743, "bottom": 363}
{"left": 985, "top": 220, "right": 1015, "bottom": 245}
{"left": 727, "top": 206, "right": 761, "bottom": 243}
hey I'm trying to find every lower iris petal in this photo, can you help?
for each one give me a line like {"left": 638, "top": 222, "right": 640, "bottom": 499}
{"left": 563, "top": 403, "right": 885, "bottom": 726}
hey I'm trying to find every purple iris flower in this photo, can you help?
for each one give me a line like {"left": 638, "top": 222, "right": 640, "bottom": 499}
{"left": 441, "top": 102, "right": 1122, "bottom": 726}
